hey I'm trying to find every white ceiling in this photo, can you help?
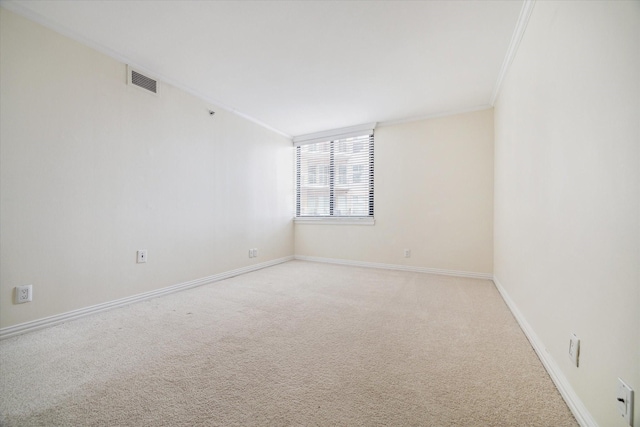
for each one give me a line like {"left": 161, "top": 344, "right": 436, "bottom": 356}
{"left": 3, "top": 0, "right": 524, "bottom": 137}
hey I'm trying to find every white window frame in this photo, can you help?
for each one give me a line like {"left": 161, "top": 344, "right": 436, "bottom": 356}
{"left": 294, "top": 123, "right": 376, "bottom": 225}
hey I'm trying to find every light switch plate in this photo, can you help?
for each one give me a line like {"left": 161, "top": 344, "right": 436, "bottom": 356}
{"left": 617, "top": 378, "right": 634, "bottom": 425}
{"left": 568, "top": 334, "right": 580, "bottom": 367}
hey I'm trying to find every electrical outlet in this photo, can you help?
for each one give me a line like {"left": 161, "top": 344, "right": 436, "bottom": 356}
{"left": 248, "top": 249, "right": 253, "bottom": 258}
{"left": 617, "top": 378, "right": 634, "bottom": 425}
{"left": 15, "top": 285, "right": 32, "bottom": 304}
{"left": 136, "top": 250, "right": 147, "bottom": 263}
{"left": 404, "top": 249, "right": 411, "bottom": 258}
{"left": 253, "top": 248, "right": 258, "bottom": 257}
{"left": 568, "top": 334, "right": 580, "bottom": 367}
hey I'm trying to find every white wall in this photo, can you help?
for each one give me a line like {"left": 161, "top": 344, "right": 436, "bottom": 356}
{"left": 494, "top": 1, "right": 639, "bottom": 426}
{"left": 295, "top": 109, "right": 494, "bottom": 275}
{"left": 0, "top": 8, "right": 294, "bottom": 329}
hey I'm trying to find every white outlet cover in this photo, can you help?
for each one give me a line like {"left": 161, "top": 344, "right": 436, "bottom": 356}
{"left": 15, "top": 285, "right": 32, "bottom": 304}
{"left": 568, "top": 334, "right": 580, "bottom": 367}
{"left": 248, "top": 249, "right": 253, "bottom": 258}
{"left": 617, "top": 378, "right": 634, "bottom": 425}
{"left": 253, "top": 248, "right": 258, "bottom": 257}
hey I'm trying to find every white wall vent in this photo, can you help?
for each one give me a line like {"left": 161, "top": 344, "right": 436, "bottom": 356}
{"left": 127, "top": 65, "right": 159, "bottom": 95}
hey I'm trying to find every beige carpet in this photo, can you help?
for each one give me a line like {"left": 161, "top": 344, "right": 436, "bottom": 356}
{"left": 0, "top": 260, "right": 577, "bottom": 426}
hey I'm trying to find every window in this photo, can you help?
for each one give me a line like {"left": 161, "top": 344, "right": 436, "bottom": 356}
{"left": 295, "top": 124, "right": 374, "bottom": 219}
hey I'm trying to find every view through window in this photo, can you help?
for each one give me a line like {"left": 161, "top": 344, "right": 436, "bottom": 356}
{"left": 296, "top": 133, "right": 374, "bottom": 218}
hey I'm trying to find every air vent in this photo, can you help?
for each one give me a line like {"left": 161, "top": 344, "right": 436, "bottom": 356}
{"left": 127, "top": 65, "right": 159, "bottom": 95}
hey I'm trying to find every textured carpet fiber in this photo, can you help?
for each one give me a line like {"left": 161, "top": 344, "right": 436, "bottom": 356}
{"left": 0, "top": 261, "right": 577, "bottom": 426}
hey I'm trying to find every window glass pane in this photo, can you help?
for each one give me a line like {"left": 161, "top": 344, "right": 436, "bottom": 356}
{"left": 296, "top": 134, "right": 373, "bottom": 218}
{"left": 337, "top": 164, "right": 347, "bottom": 185}
{"left": 319, "top": 165, "right": 329, "bottom": 185}
{"left": 308, "top": 165, "right": 316, "bottom": 184}
{"left": 352, "top": 164, "right": 364, "bottom": 184}
{"left": 335, "top": 195, "right": 347, "bottom": 216}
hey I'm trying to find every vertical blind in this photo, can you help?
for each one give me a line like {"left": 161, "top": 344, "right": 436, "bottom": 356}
{"left": 295, "top": 133, "right": 374, "bottom": 217}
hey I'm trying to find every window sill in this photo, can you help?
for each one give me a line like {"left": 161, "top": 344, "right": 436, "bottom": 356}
{"left": 294, "top": 217, "right": 375, "bottom": 226}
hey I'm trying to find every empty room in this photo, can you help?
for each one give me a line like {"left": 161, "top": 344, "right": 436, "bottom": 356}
{"left": 0, "top": 1, "right": 638, "bottom": 426}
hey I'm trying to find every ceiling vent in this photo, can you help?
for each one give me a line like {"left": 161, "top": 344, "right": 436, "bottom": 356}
{"left": 127, "top": 65, "right": 159, "bottom": 95}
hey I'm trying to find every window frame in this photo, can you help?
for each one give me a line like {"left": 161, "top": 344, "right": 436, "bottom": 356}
{"left": 294, "top": 124, "right": 375, "bottom": 225}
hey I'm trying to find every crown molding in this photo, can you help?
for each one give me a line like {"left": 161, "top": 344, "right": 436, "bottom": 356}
{"left": 1, "top": 0, "right": 532, "bottom": 141}
{"left": 293, "top": 122, "right": 377, "bottom": 145}
{"left": 378, "top": 104, "right": 493, "bottom": 128}
{"left": 490, "top": 0, "right": 536, "bottom": 105}
{"left": 0, "top": 1, "right": 292, "bottom": 139}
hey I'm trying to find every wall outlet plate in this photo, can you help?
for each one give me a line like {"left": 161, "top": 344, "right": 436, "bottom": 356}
{"left": 136, "top": 250, "right": 147, "bottom": 263}
{"left": 568, "top": 333, "right": 580, "bottom": 367}
{"left": 617, "top": 378, "right": 634, "bottom": 425}
{"left": 15, "top": 285, "right": 32, "bottom": 304}
{"left": 403, "top": 249, "right": 411, "bottom": 258}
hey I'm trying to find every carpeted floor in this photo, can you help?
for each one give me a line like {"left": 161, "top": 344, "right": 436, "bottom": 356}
{"left": 0, "top": 260, "right": 577, "bottom": 426}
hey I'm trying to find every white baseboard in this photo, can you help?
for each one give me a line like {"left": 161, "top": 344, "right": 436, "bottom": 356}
{"left": 492, "top": 276, "right": 599, "bottom": 427}
{"left": 0, "top": 256, "right": 294, "bottom": 340}
{"left": 294, "top": 255, "right": 493, "bottom": 280}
